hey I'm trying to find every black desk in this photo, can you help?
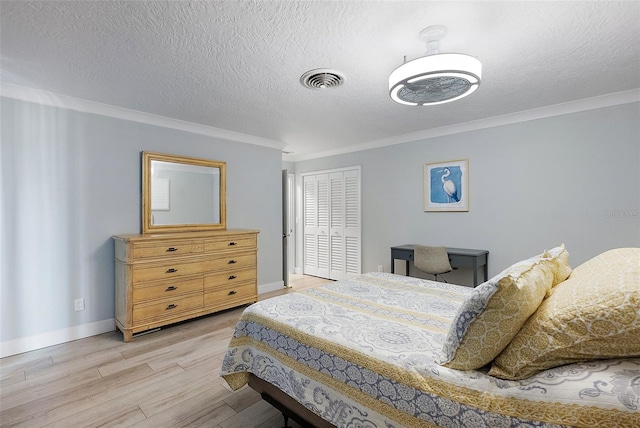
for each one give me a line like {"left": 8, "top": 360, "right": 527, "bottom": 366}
{"left": 391, "top": 245, "right": 489, "bottom": 287}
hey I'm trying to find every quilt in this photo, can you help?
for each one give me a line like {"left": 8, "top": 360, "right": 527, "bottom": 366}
{"left": 220, "top": 272, "right": 640, "bottom": 428}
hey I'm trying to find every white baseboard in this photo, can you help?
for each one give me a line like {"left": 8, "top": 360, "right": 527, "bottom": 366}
{"left": 0, "top": 319, "right": 115, "bottom": 358}
{"left": 258, "top": 280, "right": 285, "bottom": 294}
{"left": 293, "top": 267, "right": 302, "bottom": 274}
{"left": 1, "top": 282, "right": 288, "bottom": 358}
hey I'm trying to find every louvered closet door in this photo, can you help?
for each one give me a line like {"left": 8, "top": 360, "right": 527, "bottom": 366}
{"left": 303, "top": 168, "right": 360, "bottom": 280}
{"left": 342, "top": 169, "right": 361, "bottom": 279}
{"left": 303, "top": 174, "right": 330, "bottom": 278}
{"left": 329, "top": 172, "right": 345, "bottom": 280}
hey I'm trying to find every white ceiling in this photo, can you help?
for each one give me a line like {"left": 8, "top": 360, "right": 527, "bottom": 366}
{"left": 1, "top": 1, "right": 639, "bottom": 160}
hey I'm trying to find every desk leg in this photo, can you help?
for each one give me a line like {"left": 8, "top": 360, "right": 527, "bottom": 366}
{"left": 473, "top": 259, "right": 478, "bottom": 287}
{"left": 484, "top": 256, "right": 489, "bottom": 283}
{"left": 391, "top": 256, "right": 395, "bottom": 274}
{"left": 405, "top": 261, "right": 410, "bottom": 276}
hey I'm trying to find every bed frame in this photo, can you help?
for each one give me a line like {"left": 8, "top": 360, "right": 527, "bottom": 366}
{"left": 248, "top": 374, "right": 337, "bottom": 428}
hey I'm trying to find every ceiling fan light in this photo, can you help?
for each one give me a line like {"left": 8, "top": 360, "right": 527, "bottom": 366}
{"left": 389, "top": 47, "right": 482, "bottom": 106}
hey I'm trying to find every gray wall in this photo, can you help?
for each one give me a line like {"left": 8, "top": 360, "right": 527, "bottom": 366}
{"left": 294, "top": 103, "right": 640, "bottom": 286}
{"left": 2, "top": 95, "right": 638, "bottom": 348}
{"left": 282, "top": 161, "right": 296, "bottom": 173}
{"left": 1, "top": 97, "right": 283, "bottom": 343}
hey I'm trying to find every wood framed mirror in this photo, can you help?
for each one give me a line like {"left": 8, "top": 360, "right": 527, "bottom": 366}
{"left": 142, "top": 151, "right": 226, "bottom": 233}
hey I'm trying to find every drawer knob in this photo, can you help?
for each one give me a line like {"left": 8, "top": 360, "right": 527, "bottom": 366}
{"left": 165, "top": 286, "right": 177, "bottom": 291}
{"left": 228, "top": 259, "right": 237, "bottom": 264}
{"left": 228, "top": 241, "right": 237, "bottom": 246}
{"left": 228, "top": 290, "right": 237, "bottom": 295}
{"left": 166, "top": 247, "right": 178, "bottom": 252}
{"left": 166, "top": 268, "right": 178, "bottom": 273}
{"left": 228, "top": 275, "right": 237, "bottom": 280}
{"left": 166, "top": 304, "right": 177, "bottom": 310}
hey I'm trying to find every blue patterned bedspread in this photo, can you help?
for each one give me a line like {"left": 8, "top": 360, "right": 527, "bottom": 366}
{"left": 220, "top": 273, "right": 640, "bottom": 427}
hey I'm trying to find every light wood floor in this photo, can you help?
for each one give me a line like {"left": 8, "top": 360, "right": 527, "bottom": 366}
{"left": 0, "top": 274, "right": 333, "bottom": 428}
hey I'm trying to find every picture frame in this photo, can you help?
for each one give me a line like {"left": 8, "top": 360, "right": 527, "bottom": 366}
{"left": 424, "top": 159, "right": 469, "bottom": 212}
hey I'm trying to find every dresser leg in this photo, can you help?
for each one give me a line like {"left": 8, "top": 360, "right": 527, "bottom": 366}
{"left": 117, "top": 326, "right": 133, "bottom": 342}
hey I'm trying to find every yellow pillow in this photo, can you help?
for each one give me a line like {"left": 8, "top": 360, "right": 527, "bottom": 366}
{"left": 439, "top": 245, "right": 571, "bottom": 370}
{"left": 439, "top": 254, "right": 556, "bottom": 370}
{"left": 489, "top": 248, "right": 640, "bottom": 380}
{"left": 543, "top": 244, "right": 572, "bottom": 287}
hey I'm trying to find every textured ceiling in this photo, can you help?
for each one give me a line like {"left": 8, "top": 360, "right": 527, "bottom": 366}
{"left": 1, "top": 1, "right": 639, "bottom": 159}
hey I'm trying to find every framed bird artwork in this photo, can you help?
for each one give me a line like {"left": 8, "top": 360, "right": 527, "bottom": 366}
{"left": 424, "top": 159, "right": 469, "bottom": 212}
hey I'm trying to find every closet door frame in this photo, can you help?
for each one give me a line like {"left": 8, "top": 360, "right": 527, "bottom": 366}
{"left": 300, "top": 166, "right": 361, "bottom": 280}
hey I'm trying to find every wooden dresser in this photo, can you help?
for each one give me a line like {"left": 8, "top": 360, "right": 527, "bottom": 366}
{"left": 113, "top": 229, "right": 259, "bottom": 341}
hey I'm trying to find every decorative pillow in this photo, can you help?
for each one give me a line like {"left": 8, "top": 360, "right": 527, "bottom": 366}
{"left": 438, "top": 252, "right": 556, "bottom": 370}
{"left": 489, "top": 248, "right": 640, "bottom": 380}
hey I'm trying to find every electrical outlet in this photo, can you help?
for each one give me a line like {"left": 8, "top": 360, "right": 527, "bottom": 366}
{"left": 74, "top": 298, "right": 85, "bottom": 312}
{"left": 377, "top": 265, "right": 384, "bottom": 272}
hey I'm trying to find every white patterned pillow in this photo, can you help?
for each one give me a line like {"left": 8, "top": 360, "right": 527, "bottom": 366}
{"left": 489, "top": 248, "right": 640, "bottom": 380}
{"left": 438, "top": 249, "right": 566, "bottom": 370}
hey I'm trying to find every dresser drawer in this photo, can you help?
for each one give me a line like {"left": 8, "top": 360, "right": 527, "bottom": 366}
{"left": 132, "top": 276, "right": 203, "bottom": 302}
{"left": 205, "top": 236, "right": 256, "bottom": 252}
{"left": 204, "top": 282, "right": 256, "bottom": 307}
{"left": 205, "top": 268, "right": 256, "bottom": 289}
{"left": 132, "top": 240, "right": 204, "bottom": 260}
{"left": 132, "top": 260, "right": 203, "bottom": 283}
{"left": 133, "top": 294, "right": 203, "bottom": 322}
{"left": 205, "top": 253, "right": 256, "bottom": 272}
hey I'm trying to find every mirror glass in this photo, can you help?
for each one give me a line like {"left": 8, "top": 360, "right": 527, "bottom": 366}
{"left": 142, "top": 152, "right": 226, "bottom": 233}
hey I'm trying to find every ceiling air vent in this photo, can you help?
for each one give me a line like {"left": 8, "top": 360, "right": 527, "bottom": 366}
{"left": 300, "top": 69, "right": 345, "bottom": 90}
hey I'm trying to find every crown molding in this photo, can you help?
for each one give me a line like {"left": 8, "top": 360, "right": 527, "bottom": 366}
{"left": 291, "top": 88, "right": 640, "bottom": 162}
{"left": 0, "top": 82, "right": 287, "bottom": 151}
{"left": 3, "top": 83, "right": 637, "bottom": 162}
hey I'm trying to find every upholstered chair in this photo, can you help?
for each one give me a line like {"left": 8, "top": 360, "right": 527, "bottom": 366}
{"left": 414, "top": 245, "right": 452, "bottom": 282}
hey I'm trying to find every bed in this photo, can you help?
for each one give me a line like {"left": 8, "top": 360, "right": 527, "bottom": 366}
{"left": 220, "top": 247, "right": 640, "bottom": 427}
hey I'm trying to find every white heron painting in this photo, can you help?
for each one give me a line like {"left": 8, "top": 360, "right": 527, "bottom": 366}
{"left": 424, "top": 159, "right": 469, "bottom": 211}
